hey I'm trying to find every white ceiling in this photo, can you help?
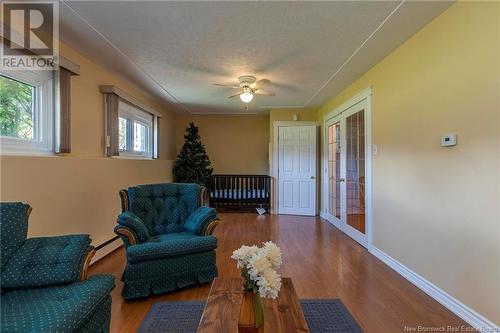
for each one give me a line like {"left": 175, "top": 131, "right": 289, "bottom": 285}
{"left": 59, "top": 1, "right": 453, "bottom": 114}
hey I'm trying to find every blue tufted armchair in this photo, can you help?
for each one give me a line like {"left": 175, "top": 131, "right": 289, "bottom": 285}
{"left": 0, "top": 202, "right": 115, "bottom": 333}
{"left": 114, "top": 183, "right": 220, "bottom": 299}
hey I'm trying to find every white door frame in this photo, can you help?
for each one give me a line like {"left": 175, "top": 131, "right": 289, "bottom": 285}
{"left": 321, "top": 87, "right": 373, "bottom": 250}
{"left": 271, "top": 121, "right": 319, "bottom": 215}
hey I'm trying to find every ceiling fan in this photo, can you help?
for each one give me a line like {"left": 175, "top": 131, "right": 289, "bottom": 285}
{"left": 214, "top": 75, "right": 275, "bottom": 104}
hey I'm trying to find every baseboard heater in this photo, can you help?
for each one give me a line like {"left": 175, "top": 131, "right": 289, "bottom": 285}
{"left": 92, "top": 236, "right": 121, "bottom": 264}
{"left": 95, "top": 236, "right": 120, "bottom": 250}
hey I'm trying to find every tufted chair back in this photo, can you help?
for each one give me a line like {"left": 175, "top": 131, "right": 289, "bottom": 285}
{"left": 0, "top": 202, "right": 30, "bottom": 271}
{"left": 126, "top": 183, "right": 200, "bottom": 236}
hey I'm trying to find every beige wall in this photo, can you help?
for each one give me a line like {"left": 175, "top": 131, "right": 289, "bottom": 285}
{"left": 176, "top": 114, "right": 269, "bottom": 175}
{"left": 318, "top": 2, "right": 499, "bottom": 323}
{"left": 0, "top": 42, "right": 176, "bottom": 250}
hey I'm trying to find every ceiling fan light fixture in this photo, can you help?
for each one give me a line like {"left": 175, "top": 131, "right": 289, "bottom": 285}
{"left": 214, "top": 76, "right": 273, "bottom": 105}
{"left": 240, "top": 91, "right": 253, "bottom": 103}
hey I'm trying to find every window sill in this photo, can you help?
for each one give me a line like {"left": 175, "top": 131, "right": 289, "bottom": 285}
{"left": 110, "top": 154, "right": 154, "bottom": 161}
{"left": 0, "top": 149, "right": 56, "bottom": 157}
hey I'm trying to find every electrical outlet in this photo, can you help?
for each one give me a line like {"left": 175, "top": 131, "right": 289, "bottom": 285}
{"left": 441, "top": 133, "right": 457, "bottom": 147}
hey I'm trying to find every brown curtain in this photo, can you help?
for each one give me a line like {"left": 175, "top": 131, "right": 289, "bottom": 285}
{"left": 105, "top": 93, "right": 120, "bottom": 157}
{"left": 153, "top": 117, "right": 160, "bottom": 159}
{"left": 55, "top": 68, "right": 72, "bottom": 154}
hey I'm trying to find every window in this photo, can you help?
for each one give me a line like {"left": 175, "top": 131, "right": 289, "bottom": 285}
{"left": 0, "top": 76, "right": 34, "bottom": 139}
{"left": 118, "top": 101, "right": 153, "bottom": 158}
{"left": 0, "top": 71, "right": 53, "bottom": 154}
{"left": 101, "top": 85, "right": 160, "bottom": 159}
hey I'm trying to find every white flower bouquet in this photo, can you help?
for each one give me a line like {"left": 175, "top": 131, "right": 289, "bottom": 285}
{"left": 231, "top": 241, "right": 282, "bottom": 299}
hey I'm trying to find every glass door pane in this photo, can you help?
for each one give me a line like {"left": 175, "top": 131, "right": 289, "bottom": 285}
{"left": 345, "top": 110, "right": 365, "bottom": 234}
{"left": 328, "top": 122, "right": 341, "bottom": 219}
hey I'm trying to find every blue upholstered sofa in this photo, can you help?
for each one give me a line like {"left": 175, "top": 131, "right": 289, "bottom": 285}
{"left": 114, "top": 183, "right": 220, "bottom": 299}
{"left": 0, "top": 202, "right": 115, "bottom": 333}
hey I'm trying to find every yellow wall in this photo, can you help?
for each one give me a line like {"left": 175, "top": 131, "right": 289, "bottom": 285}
{"left": 269, "top": 108, "right": 318, "bottom": 150}
{"left": 0, "top": 42, "right": 176, "bottom": 251}
{"left": 176, "top": 114, "right": 269, "bottom": 174}
{"left": 269, "top": 108, "right": 318, "bottom": 154}
{"left": 318, "top": 2, "right": 499, "bottom": 323}
{"left": 269, "top": 108, "right": 318, "bottom": 123}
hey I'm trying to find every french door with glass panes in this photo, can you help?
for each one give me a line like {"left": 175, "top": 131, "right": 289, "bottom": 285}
{"left": 324, "top": 99, "right": 369, "bottom": 247}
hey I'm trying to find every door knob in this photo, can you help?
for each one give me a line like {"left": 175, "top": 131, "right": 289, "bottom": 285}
{"left": 339, "top": 178, "right": 345, "bottom": 182}
{"left": 310, "top": 176, "right": 316, "bottom": 179}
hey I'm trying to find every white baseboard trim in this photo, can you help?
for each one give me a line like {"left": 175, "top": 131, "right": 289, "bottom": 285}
{"left": 319, "top": 211, "right": 328, "bottom": 220}
{"left": 91, "top": 238, "right": 122, "bottom": 264}
{"left": 370, "top": 246, "right": 498, "bottom": 330}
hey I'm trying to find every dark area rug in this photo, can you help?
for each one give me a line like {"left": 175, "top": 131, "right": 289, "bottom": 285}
{"left": 137, "top": 299, "right": 363, "bottom": 333}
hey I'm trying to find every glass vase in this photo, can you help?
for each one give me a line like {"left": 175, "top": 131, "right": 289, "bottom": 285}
{"left": 238, "top": 289, "right": 263, "bottom": 333}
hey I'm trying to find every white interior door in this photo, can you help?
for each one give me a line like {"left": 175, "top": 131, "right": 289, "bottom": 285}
{"left": 278, "top": 125, "right": 317, "bottom": 216}
{"left": 324, "top": 100, "right": 369, "bottom": 247}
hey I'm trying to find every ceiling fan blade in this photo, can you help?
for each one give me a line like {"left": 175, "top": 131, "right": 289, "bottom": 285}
{"left": 214, "top": 83, "right": 241, "bottom": 89}
{"left": 253, "top": 79, "right": 270, "bottom": 88}
{"left": 254, "top": 89, "right": 275, "bottom": 96}
{"left": 227, "top": 91, "right": 243, "bottom": 99}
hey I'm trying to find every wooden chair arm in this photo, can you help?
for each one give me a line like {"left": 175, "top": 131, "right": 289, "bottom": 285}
{"left": 115, "top": 226, "right": 138, "bottom": 246}
{"left": 79, "top": 248, "right": 96, "bottom": 281}
{"left": 204, "top": 219, "right": 220, "bottom": 236}
{"left": 119, "top": 189, "right": 130, "bottom": 212}
{"left": 200, "top": 186, "right": 210, "bottom": 207}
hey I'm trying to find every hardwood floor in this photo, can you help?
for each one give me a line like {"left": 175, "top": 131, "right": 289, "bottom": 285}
{"left": 89, "top": 213, "right": 468, "bottom": 333}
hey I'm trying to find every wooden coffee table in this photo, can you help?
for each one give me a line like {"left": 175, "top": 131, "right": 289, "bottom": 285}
{"left": 197, "top": 277, "right": 309, "bottom": 333}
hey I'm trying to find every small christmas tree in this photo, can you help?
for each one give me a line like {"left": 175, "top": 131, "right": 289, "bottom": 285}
{"left": 173, "top": 122, "right": 213, "bottom": 186}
